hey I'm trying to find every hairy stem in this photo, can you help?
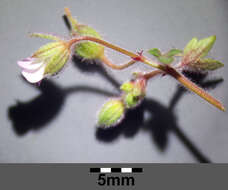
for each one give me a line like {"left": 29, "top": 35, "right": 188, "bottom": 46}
{"left": 164, "top": 66, "right": 225, "bottom": 111}
{"left": 100, "top": 55, "right": 137, "bottom": 70}
{"left": 68, "top": 36, "right": 161, "bottom": 69}
{"left": 143, "top": 70, "right": 164, "bottom": 80}
{"left": 68, "top": 36, "right": 225, "bottom": 111}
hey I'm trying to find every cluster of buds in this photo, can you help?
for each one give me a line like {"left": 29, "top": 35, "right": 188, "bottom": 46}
{"left": 97, "top": 76, "right": 147, "bottom": 128}
{"left": 18, "top": 8, "right": 106, "bottom": 84}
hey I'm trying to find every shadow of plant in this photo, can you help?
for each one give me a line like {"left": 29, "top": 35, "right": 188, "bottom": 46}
{"left": 8, "top": 76, "right": 116, "bottom": 136}
{"left": 8, "top": 80, "right": 65, "bottom": 135}
{"left": 8, "top": 54, "right": 223, "bottom": 163}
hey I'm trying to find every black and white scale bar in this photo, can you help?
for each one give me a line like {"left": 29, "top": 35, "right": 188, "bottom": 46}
{"left": 90, "top": 168, "right": 143, "bottom": 173}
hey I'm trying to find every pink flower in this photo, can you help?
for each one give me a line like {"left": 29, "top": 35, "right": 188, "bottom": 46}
{"left": 17, "top": 35, "right": 70, "bottom": 83}
{"left": 17, "top": 57, "right": 46, "bottom": 83}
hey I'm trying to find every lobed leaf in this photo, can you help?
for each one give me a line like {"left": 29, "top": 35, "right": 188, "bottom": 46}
{"left": 195, "top": 58, "right": 224, "bottom": 71}
{"left": 166, "top": 49, "right": 182, "bottom": 57}
{"left": 148, "top": 48, "right": 161, "bottom": 57}
{"left": 183, "top": 37, "right": 198, "bottom": 55}
{"left": 158, "top": 56, "right": 174, "bottom": 64}
{"left": 183, "top": 36, "right": 216, "bottom": 64}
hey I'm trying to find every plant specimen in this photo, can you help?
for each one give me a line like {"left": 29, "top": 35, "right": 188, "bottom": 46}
{"left": 17, "top": 7, "right": 225, "bottom": 128}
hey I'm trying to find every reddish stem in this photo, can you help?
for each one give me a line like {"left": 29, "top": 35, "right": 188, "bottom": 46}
{"left": 67, "top": 36, "right": 225, "bottom": 111}
{"left": 100, "top": 55, "right": 137, "bottom": 70}
{"left": 164, "top": 66, "right": 225, "bottom": 111}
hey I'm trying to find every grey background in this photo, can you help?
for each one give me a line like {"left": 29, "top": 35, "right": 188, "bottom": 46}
{"left": 0, "top": 0, "right": 227, "bottom": 163}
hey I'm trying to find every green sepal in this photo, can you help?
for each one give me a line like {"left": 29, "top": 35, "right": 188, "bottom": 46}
{"left": 44, "top": 50, "right": 69, "bottom": 75}
{"left": 75, "top": 25, "right": 104, "bottom": 59}
{"left": 120, "top": 82, "right": 134, "bottom": 93}
{"left": 132, "top": 85, "right": 143, "bottom": 97}
{"left": 121, "top": 79, "right": 146, "bottom": 109}
{"left": 33, "top": 42, "right": 61, "bottom": 58}
{"left": 193, "top": 58, "right": 224, "bottom": 71}
{"left": 98, "top": 99, "right": 125, "bottom": 128}
{"left": 124, "top": 93, "right": 139, "bottom": 108}
{"left": 44, "top": 47, "right": 69, "bottom": 75}
{"left": 30, "top": 33, "right": 62, "bottom": 41}
{"left": 148, "top": 48, "right": 161, "bottom": 57}
{"left": 33, "top": 41, "right": 70, "bottom": 76}
{"left": 64, "top": 8, "right": 105, "bottom": 60}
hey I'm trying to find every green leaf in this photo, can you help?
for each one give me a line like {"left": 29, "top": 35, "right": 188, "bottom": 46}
{"left": 197, "top": 35, "right": 216, "bottom": 58}
{"left": 148, "top": 48, "right": 182, "bottom": 64}
{"left": 183, "top": 36, "right": 216, "bottom": 64}
{"left": 195, "top": 58, "right": 224, "bottom": 71}
{"left": 183, "top": 37, "right": 198, "bottom": 55}
{"left": 148, "top": 48, "right": 161, "bottom": 57}
{"left": 98, "top": 99, "right": 125, "bottom": 128}
{"left": 166, "top": 49, "right": 182, "bottom": 57}
{"left": 158, "top": 56, "right": 174, "bottom": 64}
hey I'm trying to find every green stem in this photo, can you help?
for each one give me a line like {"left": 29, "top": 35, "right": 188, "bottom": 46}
{"left": 68, "top": 36, "right": 161, "bottom": 69}
{"left": 68, "top": 36, "right": 225, "bottom": 111}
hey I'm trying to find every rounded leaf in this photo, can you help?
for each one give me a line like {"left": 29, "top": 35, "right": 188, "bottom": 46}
{"left": 148, "top": 48, "right": 161, "bottom": 57}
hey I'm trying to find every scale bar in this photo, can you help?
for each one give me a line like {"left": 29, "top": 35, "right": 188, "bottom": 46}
{"left": 90, "top": 168, "right": 143, "bottom": 173}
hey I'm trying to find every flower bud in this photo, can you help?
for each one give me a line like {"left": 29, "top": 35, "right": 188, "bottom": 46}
{"left": 75, "top": 25, "right": 105, "bottom": 59}
{"left": 64, "top": 7, "right": 104, "bottom": 60}
{"left": 17, "top": 34, "right": 70, "bottom": 83}
{"left": 120, "top": 77, "right": 147, "bottom": 108}
{"left": 97, "top": 99, "right": 125, "bottom": 128}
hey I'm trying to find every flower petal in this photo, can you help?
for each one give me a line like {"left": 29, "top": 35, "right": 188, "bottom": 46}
{"left": 17, "top": 58, "right": 44, "bottom": 71}
{"left": 22, "top": 64, "right": 45, "bottom": 83}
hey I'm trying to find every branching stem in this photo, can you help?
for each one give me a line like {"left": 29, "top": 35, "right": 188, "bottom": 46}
{"left": 68, "top": 36, "right": 225, "bottom": 111}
